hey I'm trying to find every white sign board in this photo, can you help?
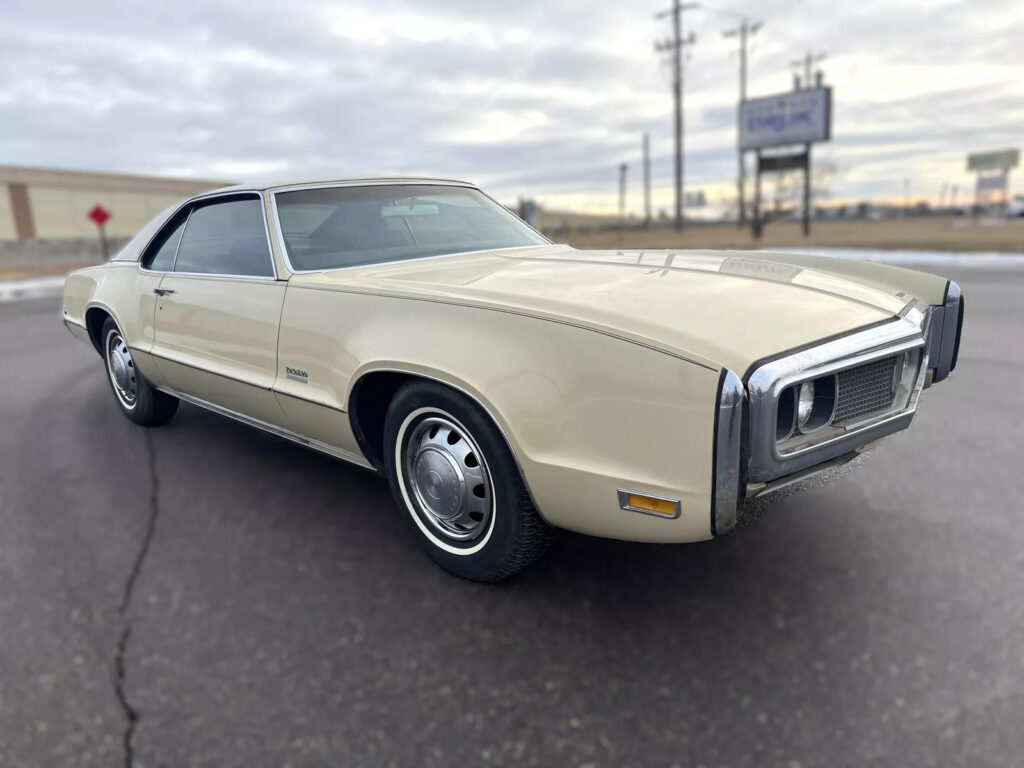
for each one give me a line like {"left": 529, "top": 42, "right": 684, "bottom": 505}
{"left": 740, "top": 87, "right": 832, "bottom": 151}
{"left": 967, "top": 149, "right": 1018, "bottom": 172}
{"left": 977, "top": 173, "right": 1007, "bottom": 192}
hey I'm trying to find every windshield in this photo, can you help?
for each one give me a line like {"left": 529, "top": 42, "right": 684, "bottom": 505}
{"left": 273, "top": 184, "right": 548, "bottom": 271}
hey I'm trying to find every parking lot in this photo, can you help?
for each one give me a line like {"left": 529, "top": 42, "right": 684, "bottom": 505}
{"left": 1, "top": 260, "right": 1022, "bottom": 767}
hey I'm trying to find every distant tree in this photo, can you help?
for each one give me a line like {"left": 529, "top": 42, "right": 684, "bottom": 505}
{"left": 765, "top": 159, "right": 838, "bottom": 215}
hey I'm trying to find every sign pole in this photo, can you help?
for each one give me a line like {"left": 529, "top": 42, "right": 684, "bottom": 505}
{"left": 87, "top": 204, "right": 113, "bottom": 262}
{"left": 98, "top": 222, "right": 109, "bottom": 260}
{"left": 643, "top": 132, "right": 652, "bottom": 229}
{"left": 752, "top": 150, "right": 763, "bottom": 240}
{"left": 618, "top": 163, "right": 628, "bottom": 240}
{"left": 803, "top": 142, "right": 812, "bottom": 237}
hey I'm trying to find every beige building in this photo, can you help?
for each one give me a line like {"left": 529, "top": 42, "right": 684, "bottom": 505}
{"left": 0, "top": 165, "right": 229, "bottom": 241}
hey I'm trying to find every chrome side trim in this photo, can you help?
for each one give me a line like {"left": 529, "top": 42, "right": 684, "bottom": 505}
{"left": 747, "top": 306, "right": 930, "bottom": 483}
{"left": 266, "top": 178, "right": 478, "bottom": 194}
{"left": 616, "top": 489, "right": 682, "bottom": 519}
{"left": 168, "top": 205, "right": 194, "bottom": 273}
{"left": 157, "top": 388, "right": 375, "bottom": 471}
{"left": 712, "top": 370, "right": 745, "bottom": 536}
{"left": 146, "top": 271, "right": 278, "bottom": 283}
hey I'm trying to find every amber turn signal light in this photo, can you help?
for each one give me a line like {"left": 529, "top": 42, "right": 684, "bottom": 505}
{"left": 617, "top": 490, "right": 681, "bottom": 519}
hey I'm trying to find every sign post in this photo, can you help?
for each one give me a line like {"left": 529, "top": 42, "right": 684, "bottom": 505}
{"left": 739, "top": 86, "right": 832, "bottom": 238}
{"left": 88, "top": 205, "right": 112, "bottom": 261}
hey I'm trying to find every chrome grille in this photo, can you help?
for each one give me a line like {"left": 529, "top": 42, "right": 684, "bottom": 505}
{"left": 833, "top": 355, "right": 900, "bottom": 425}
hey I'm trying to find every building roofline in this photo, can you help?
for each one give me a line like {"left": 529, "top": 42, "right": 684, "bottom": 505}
{"left": 0, "top": 163, "right": 230, "bottom": 192}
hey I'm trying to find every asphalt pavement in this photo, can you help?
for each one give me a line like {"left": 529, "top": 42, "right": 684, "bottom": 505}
{"left": 1, "top": 262, "right": 1023, "bottom": 768}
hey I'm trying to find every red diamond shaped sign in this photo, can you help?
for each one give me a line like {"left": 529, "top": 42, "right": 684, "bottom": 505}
{"left": 88, "top": 205, "right": 111, "bottom": 227}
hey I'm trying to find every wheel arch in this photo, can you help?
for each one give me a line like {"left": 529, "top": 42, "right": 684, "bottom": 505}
{"left": 84, "top": 303, "right": 122, "bottom": 356}
{"left": 346, "top": 366, "right": 537, "bottom": 507}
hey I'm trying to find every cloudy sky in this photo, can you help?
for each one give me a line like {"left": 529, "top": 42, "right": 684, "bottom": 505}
{"left": 2, "top": 0, "right": 1022, "bottom": 213}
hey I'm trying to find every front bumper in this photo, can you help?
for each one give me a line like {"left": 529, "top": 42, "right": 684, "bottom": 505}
{"left": 925, "top": 281, "right": 964, "bottom": 384}
{"left": 745, "top": 301, "right": 930, "bottom": 486}
{"left": 712, "top": 282, "right": 964, "bottom": 536}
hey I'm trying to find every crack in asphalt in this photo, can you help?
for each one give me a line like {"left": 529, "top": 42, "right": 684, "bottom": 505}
{"left": 114, "top": 428, "right": 160, "bottom": 768}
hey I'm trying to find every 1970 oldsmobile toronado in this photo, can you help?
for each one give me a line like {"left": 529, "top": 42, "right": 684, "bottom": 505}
{"left": 62, "top": 178, "right": 964, "bottom": 581}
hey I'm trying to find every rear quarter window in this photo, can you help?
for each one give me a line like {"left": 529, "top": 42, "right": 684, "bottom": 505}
{"left": 141, "top": 213, "right": 188, "bottom": 271}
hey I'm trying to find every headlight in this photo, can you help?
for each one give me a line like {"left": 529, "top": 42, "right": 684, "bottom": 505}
{"left": 797, "top": 381, "right": 815, "bottom": 427}
{"left": 777, "top": 373, "right": 838, "bottom": 444}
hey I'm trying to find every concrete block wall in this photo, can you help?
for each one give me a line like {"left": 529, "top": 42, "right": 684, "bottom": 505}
{"left": 0, "top": 237, "right": 132, "bottom": 267}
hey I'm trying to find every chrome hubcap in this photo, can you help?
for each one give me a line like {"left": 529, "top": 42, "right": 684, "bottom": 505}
{"left": 106, "top": 331, "right": 137, "bottom": 407}
{"left": 405, "top": 416, "right": 492, "bottom": 541}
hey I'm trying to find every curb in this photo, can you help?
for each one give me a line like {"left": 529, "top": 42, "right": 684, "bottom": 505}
{"left": 0, "top": 276, "right": 66, "bottom": 304}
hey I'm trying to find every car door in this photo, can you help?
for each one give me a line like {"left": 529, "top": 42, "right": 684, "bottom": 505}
{"left": 150, "top": 193, "right": 289, "bottom": 428}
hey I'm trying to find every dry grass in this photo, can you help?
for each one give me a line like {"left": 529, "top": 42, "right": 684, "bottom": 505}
{"left": 560, "top": 216, "right": 1024, "bottom": 253}
{"left": 1, "top": 217, "right": 1019, "bottom": 283}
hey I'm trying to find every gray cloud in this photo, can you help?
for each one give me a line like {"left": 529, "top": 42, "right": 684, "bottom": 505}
{"left": 0, "top": 0, "right": 1020, "bottom": 210}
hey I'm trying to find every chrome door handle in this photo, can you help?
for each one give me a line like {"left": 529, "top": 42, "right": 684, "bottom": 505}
{"left": 153, "top": 288, "right": 175, "bottom": 296}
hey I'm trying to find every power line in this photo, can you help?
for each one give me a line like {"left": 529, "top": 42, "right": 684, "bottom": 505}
{"left": 723, "top": 17, "right": 762, "bottom": 227}
{"left": 656, "top": 0, "right": 699, "bottom": 231}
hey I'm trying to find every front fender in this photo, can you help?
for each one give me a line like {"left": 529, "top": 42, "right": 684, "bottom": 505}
{"left": 278, "top": 287, "right": 724, "bottom": 542}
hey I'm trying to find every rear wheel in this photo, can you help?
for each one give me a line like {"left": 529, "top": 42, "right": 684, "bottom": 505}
{"left": 383, "top": 381, "right": 555, "bottom": 582}
{"left": 101, "top": 317, "right": 178, "bottom": 426}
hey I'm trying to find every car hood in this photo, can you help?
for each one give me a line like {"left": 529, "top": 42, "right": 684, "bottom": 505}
{"left": 293, "top": 245, "right": 911, "bottom": 374}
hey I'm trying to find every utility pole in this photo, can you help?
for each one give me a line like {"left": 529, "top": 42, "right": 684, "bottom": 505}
{"left": 791, "top": 50, "right": 825, "bottom": 90}
{"left": 724, "top": 17, "right": 762, "bottom": 228}
{"left": 803, "top": 145, "right": 812, "bottom": 236}
{"left": 656, "top": 1, "right": 698, "bottom": 231}
{"left": 642, "top": 132, "right": 652, "bottom": 228}
{"left": 618, "top": 162, "right": 628, "bottom": 238}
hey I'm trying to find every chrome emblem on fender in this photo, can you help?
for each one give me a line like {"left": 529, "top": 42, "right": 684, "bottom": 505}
{"left": 285, "top": 366, "right": 309, "bottom": 383}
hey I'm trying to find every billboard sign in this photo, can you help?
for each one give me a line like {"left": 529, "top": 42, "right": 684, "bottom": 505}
{"left": 967, "top": 149, "right": 1019, "bottom": 172}
{"left": 740, "top": 87, "right": 832, "bottom": 151}
{"left": 976, "top": 173, "right": 1007, "bottom": 192}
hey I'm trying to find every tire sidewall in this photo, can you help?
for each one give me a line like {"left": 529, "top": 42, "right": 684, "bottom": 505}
{"left": 392, "top": 406, "right": 498, "bottom": 556}
{"left": 383, "top": 383, "right": 527, "bottom": 580}
{"left": 103, "top": 325, "right": 138, "bottom": 413}
{"left": 100, "top": 316, "right": 178, "bottom": 426}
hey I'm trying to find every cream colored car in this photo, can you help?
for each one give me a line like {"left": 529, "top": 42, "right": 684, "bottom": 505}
{"left": 62, "top": 178, "right": 964, "bottom": 581}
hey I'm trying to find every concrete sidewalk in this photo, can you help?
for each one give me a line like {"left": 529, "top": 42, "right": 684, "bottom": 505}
{"left": 0, "top": 275, "right": 65, "bottom": 303}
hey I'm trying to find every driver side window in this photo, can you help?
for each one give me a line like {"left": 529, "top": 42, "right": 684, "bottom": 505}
{"left": 174, "top": 196, "right": 274, "bottom": 278}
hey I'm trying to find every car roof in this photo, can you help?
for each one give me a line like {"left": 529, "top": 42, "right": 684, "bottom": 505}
{"left": 205, "top": 176, "right": 478, "bottom": 195}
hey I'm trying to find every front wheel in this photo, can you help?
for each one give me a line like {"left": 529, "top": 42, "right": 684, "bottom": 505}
{"left": 101, "top": 317, "right": 179, "bottom": 427}
{"left": 383, "top": 381, "right": 555, "bottom": 582}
